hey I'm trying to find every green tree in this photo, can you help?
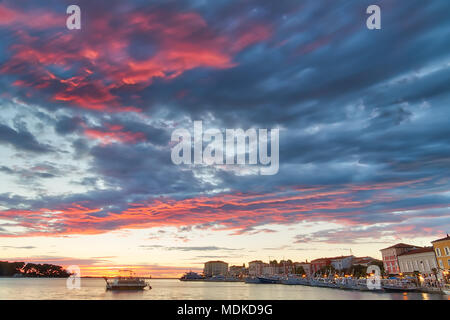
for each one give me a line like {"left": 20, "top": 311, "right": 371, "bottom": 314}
{"left": 351, "top": 265, "right": 367, "bottom": 278}
{"left": 295, "top": 266, "right": 305, "bottom": 275}
{"left": 316, "top": 265, "right": 335, "bottom": 276}
{"left": 0, "top": 261, "right": 25, "bottom": 276}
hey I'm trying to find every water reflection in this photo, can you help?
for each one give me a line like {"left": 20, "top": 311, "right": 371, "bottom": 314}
{"left": 0, "top": 278, "right": 448, "bottom": 300}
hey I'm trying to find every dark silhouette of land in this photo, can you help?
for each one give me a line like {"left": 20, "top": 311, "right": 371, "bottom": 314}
{"left": 0, "top": 261, "right": 70, "bottom": 277}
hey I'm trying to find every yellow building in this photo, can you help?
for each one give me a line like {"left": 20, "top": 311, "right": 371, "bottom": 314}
{"left": 431, "top": 234, "right": 450, "bottom": 278}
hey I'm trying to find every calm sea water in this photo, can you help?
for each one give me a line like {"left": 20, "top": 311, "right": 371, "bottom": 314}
{"left": 0, "top": 278, "right": 448, "bottom": 300}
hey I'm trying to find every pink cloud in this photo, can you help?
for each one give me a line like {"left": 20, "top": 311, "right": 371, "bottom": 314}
{"left": 0, "top": 6, "right": 272, "bottom": 112}
{"left": 0, "top": 179, "right": 443, "bottom": 238}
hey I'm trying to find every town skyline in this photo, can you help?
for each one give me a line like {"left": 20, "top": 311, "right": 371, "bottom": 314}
{"left": 2, "top": 234, "right": 447, "bottom": 278}
{"left": 0, "top": 1, "right": 449, "bottom": 279}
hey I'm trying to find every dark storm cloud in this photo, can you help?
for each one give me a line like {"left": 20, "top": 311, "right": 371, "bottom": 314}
{"left": 294, "top": 214, "right": 450, "bottom": 244}
{"left": 71, "top": 138, "right": 90, "bottom": 159}
{"left": 54, "top": 116, "right": 84, "bottom": 135}
{"left": 88, "top": 143, "right": 207, "bottom": 196}
{"left": 142, "top": 1, "right": 450, "bottom": 128}
{"left": 0, "top": 0, "right": 448, "bottom": 239}
{"left": 0, "top": 163, "right": 61, "bottom": 180}
{"left": 0, "top": 124, "right": 52, "bottom": 153}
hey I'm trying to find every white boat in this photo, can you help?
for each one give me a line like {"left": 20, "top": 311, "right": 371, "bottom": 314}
{"left": 204, "top": 275, "right": 242, "bottom": 282}
{"left": 336, "top": 277, "right": 357, "bottom": 290}
{"left": 281, "top": 275, "right": 303, "bottom": 285}
{"left": 104, "top": 270, "right": 150, "bottom": 291}
{"left": 382, "top": 279, "right": 417, "bottom": 292}
{"left": 179, "top": 271, "right": 205, "bottom": 281}
{"left": 355, "top": 279, "right": 371, "bottom": 291}
{"left": 311, "top": 277, "right": 338, "bottom": 288}
{"left": 443, "top": 284, "right": 450, "bottom": 295}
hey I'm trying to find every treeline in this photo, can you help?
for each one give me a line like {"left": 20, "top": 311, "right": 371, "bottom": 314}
{"left": 0, "top": 261, "right": 71, "bottom": 277}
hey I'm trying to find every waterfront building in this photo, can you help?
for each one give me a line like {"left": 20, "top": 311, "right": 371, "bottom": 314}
{"left": 262, "top": 264, "right": 279, "bottom": 275}
{"left": 431, "top": 234, "right": 450, "bottom": 277}
{"left": 311, "top": 255, "right": 357, "bottom": 274}
{"left": 380, "top": 243, "right": 421, "bottom": 275}
{"left": 203, "top": 261, "right": 228, "bottom": 277}
{"left": 278, "top": 260, "right": 295, "bottom": 274}
{"left": 229, "top": 264, "right": 246, "bottom": 277}
{"left": 248, "top": 260, "right": 267, "bottom": 276}
{"left": 310, "top": 257, "right": 333, "bottom": 275}
{"left": 331, "top": 255, "right": 354, "bottom": 271}
{"left": 397, "top": 247, "right": 437, "bottom": 276}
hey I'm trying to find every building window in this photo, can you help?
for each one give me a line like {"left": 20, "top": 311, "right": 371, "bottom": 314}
{"left": 439, "top": 260, "right": 444, "bottom": 268}
{"left": 445, "top": 247, "right": 450, "bottom": 256}
{"left": 436, "top": 248, "right": 442, "bottom": 257}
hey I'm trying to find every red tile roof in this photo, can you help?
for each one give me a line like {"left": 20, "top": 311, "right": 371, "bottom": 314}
{"left": 380, "top": 243, "right": 421, "bottom": 251}
{"left": 354, "top": 256, "right": 379, "bottom": 262}
{"left": 330, "top": 255, "right": 353, "bottom": 261}
{"left": 397, "top": 247, "right": 434, "bottom": 256}
{"left": 431, "top": 234, "right": 450, "bottom": 243}
{"left": 310, "top": 258, "right": 331, "bottom": 263}
{"left": 311, "top": 255, "right": 353, "bottom": 263}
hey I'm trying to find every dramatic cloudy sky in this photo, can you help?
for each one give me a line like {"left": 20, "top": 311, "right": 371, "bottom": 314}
{"left": 0, "top": 0, "right": 449, "bottom": 277}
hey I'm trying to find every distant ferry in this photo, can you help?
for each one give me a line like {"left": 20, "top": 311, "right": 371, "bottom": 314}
{"left": 104, "top": 270, "right": 151, "bottom": 290}
{"left": 179, "top": 271, "right": 205, "bottom": 281}
{"left": 180, "top": 272, "right": 241, "bottom": 282}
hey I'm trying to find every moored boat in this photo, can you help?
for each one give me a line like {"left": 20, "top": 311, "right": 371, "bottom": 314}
{"left": 179, "top": 271, "right": 205, "bottom": 281}
{"left": 443, "top": 284, "right": 450, "bottom": 295}
{"left": 281, "top": 275, "right": 304, "bottom": 285}
{"left": 204, "top": 275, "right": 242, "bottom": 282}
{"left": 245, "top": 276, "right": 261, "bottom": 284}
{"left": 355, "top": 279, "right": 370, "bottom": 291}
{"left": 336, "top": 277, "right": 357, "bottom": 290}
{"left": 104, "top": 270, "right": 150, "bottom": 291}
{"left": 310, "top": 277, "right": 337, "bottom": 288}
{"left": 257, "top": 275, "right": 282, "bottom": 284}
{"left": 382, "top": 279, "right": 418, "bottom": 292}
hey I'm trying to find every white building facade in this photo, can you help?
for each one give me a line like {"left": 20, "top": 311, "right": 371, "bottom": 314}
{"left": 398, "top": 247, "right": 437, "bottom": 276}
{"left": 331, "top": 256, "right": 354, "bottom": 271}
{"left": 248, "top": 261, "right": 267, "bottom": 276}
